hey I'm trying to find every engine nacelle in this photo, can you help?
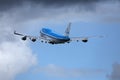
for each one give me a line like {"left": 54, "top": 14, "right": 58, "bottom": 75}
{"left": 82, "top": 39, "right": 88, "bottom": 43}
{"left": 22, "top": 36, "right": 27, "bottom": 40}
{"left": 31, "top": 38, "right": 36, "bottom": 42}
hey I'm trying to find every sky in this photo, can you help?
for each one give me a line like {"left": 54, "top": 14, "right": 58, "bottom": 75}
{"left": 0, "top": 0, "right": 120, "bottom": 80}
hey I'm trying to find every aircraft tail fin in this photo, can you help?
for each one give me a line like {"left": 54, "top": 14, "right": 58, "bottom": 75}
{"left": 64, "top": 22, "right": 71, "bottom": 37}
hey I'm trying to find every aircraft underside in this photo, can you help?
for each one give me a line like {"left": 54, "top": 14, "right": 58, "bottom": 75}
{"left": 40, "top": 32, "right": 70, "bottom": 44}
{"left": 48, "top": 39, "right": 70, "bottom": 44}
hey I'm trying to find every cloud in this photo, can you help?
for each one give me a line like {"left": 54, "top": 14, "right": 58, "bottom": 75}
{"left": 0, "top": 0, "right": 106, "bottom": 11}
{"left": 107, "top": 63, "right": 120, "bottom": 80}
{"left": 35, "top": 64, "right": 105, "bottom": 78}
{"left": 0, "top": 41, "right": 37, "bottom": 80}
{"left": 0, "top": 7, "right": 37, "bottom": 80}
{"left": 95, "top": 1, "right": 120, "bottom": 23}
{"left": 0, "top": 0, "right": 119, "bottom": 25}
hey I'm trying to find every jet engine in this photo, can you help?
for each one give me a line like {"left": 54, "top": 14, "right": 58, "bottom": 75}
{"left": 30, "top": 38, "right": 36, "bottom": 42}
{"left": 82, "top": 38, "right": 88, "bottom": 43}
{"left": 21, "top": 36, "right": 27, "bottom": 40}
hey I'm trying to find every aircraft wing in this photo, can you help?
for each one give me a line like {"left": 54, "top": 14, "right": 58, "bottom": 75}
{"left": 14, "top": 31, "right": 39, "bottom": 42}
{"left": 70, "top": 35, "right": 103, "bottom": 42}
{"left": 14, "top": 31, "right": 24, "bottom": 36}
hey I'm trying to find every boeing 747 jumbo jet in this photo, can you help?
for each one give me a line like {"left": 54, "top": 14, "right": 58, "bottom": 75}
{"left": 14, "top": 23, "right": 103, "bottom": 44}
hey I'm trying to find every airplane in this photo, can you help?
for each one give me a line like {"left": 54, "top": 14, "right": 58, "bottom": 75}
{"left": 14, "top": 23, "right": 103, "bottom": 44}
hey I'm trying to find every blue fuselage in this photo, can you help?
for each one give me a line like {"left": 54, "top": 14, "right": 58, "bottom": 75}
{"left": 40, "top": 28, "right": 70, "bottom": 44}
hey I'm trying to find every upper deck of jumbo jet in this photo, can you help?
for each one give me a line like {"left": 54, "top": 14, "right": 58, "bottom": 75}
{"left": 40, "top": 28, "right": 70, "bottom": 40}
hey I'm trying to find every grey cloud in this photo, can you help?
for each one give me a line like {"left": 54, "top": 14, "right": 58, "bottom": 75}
{"left": 0, "top": 0, "right": 119, "bottom": 33}
{"left": 30, "top": 0, "right": 100, "bottom": 6}
{"left": 0, "top": 0, "right": 115, "bottom": 12}
{"left": 107, "top": 63, "right": 120, "bottom": 80}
